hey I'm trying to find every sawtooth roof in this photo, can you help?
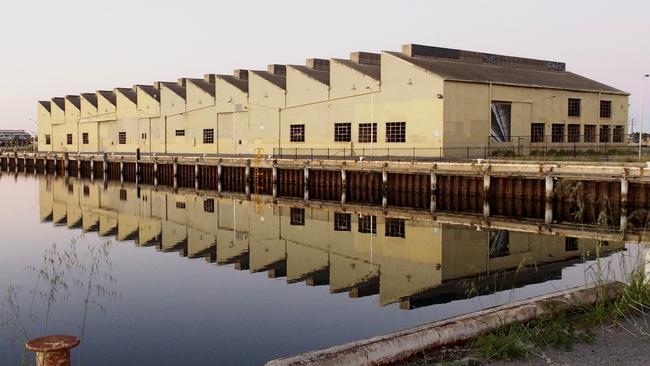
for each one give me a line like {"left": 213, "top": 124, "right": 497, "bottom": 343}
{"left": 98, "top": 90, "right": 116, "bottom": 105}
{"left": 332, "top": 59, "right": 381, "bottom": 80}
{"left": 385, "top": 51, "right": 627, "bottom": 95}
{"left": 38, "top": 101, "right": 51, "bottom": 112}
{"left": 187, "top": 78, "right": 215, "bottom": 96}
{"left": 217, "top": 75, "right": 249, "bottom": 93}
{"left": 81, "top": 93, "right": 98, "bottom": 108}
{"left": 250, "top": 70, "right": 286, "bottom": 90}
{"left": 65, "top": 95, "right": 81, "bottom": 109}
{"left": 289, "top": 65, "right": 330, "bottom": 86}
{"left": 115, "top": 88, "right": 137, "bottom": 104}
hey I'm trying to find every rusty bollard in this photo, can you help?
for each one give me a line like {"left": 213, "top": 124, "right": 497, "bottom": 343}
{"left": 25, "top": 335, "right": 80, "bottom": 366}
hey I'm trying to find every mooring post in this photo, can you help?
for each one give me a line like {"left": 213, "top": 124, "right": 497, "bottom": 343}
{"left": 620, "top": 175, "right": 628, "bottom": 233}
{"left": 341, "top": 168, "right": 347, "bottom": 205}
{"left": 135, "top": 148, "right": 141, "bottom": 184}
{"left": 194, "top": 158, "right": 200, "bottom": 191}
{"left": 102, "top": 152, "right": 108, "bottom": 177}
{"left": 544, "top": 174, "right": 554, "bottom": 224}
{"left": 25, "top": 334, "right": 80, "bottom": 366}
{"left": 483, "top": 200, "right": 490, "bottom": 220}
{"left": 63, "top": 152, "right": 69, "bottom": 177}
{"left": 217, "top": 162, "right": 222, "bottom": 194}
{"left": 483, "top": 173, "right": 491, "bottom": 195}
{"left": 381, "top": 170, "right": 388, "bottom": 210}
{"left": 119, "top": 158, "right": 124, "bottom": 184}
{"left": 303, "top": 165, "right": 310, "bottom": 203}
{"left": 90, "top": 158, "right": 95, "bottom": 181}
{"left": 245, "top": 160, "right": 252, "bottom": 199}
{"left": 153, "top": 160, "right": 159, "bottom": 187}
{"left": 430, "top": 170, "right": 437, "bottom": 214}
{"left": 173, "top": 158, "right": 178, "bottom": 190}
{"left": 76, "top": 155, "right": 81, "bottom": 180}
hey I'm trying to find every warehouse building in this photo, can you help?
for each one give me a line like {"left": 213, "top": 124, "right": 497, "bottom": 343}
{"left": 36, "top": 44, "right": 629, "bottom": 157}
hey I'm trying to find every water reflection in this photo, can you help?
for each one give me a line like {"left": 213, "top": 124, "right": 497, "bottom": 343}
{"left": 39, "top": 176, "right": 626, "bottom": 309}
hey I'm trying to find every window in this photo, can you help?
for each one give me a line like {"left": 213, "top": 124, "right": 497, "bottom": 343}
{"left": 118, "top": 131, "right": 126, "bottom": 144}
{"left": 530, "top": 123, "right": 545, "bottom": 142}
{"left": 568, "top": 98, "right": 581, "bottom": 117}
{"left": 613, "top": 126, "right": 624, "bottom": 143}
{"left": 599, "top": 125, "right": 610, "bottom": 143}
{"left": 290, "top": 207, "right": 305, "bottom": 225}
{"left": 600, "top": 100, "right": 612, "bottom": 118}
{"left": 82, "top": 133, "right": 89, "bottom": 145}
{"left": 334, "top": 123, "right": 351, "bottom": 142}
{"left": 66, "top": 134, "right": 73, "bottom": 145}
{"left": 565, "top": 237, "right": 578, "bottom": 251}
{"left": 358, "top": 214, "right": 376, "bottom": 234}
{"left": 386, "top": 122, "right": 406, "bottom": 143}
{"left": 119, "top": 189, "right": 127, "bottom": 201}
{"left": 175, "top": 129, "right": 185, "bottom": 136}
{"left": 83, "top": 185, "right": 89, "bottom": 196}
{"left": 67, "top": 184, "right": 74, "bottom": 194}
{"left": 358, "top": 123, "right": 377, "bottom": 143}
{"left": 489, "top": 230, "right": 510, "bottom": 258}
{"left": 551, "top": 123, "right": 565, "bottom": 143}
{"left": 45, "top": 134, "right": 51, "bottom": 145}
{"left": 334, "top": 212, "right": 351, "bottom": 231}
{"left": 490, "top": 101, "right": 511, "bottom": 142}
{"left": 290, "top": 124, "right": 305, "bottom": 142}
{"left": 203, "top": 128, "right": 214, "bottom": 144}
{"left": 176, "top": 202, "right": 186, "bottom": 209}
{"left": 385, "top": 218, "right": 405, "bottom": 238}
{"left": 584, "top": 125, "right": 596, "bottom": 143}
{"left": 141, "top": 133, "right": 147, "bottom": 140}
{"left": 567, "top": 124, "right": 580, "bottom": 143}
{"left": 204, "top": 198, "right": 214, "bottom": 213}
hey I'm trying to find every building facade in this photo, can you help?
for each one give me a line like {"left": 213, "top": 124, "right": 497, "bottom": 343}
{"left": 36, "top": 44, "right": 629, "bottom": 157}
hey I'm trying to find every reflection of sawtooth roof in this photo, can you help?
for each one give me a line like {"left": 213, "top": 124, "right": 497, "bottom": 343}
{"left": 289, "top": 65, "right": 330, "bottom": 86}
{"left": 250, "top": 70, "right": 286, "bottom": 90}
{"left": 98, "top": 90, "right": 116, "bottom": 105}
{"left": 161, "top": 82, "right": 186, "bottom": 99}
{"left": 217, "top": 75, "right": 248, "bottom": 93}
{"left": 332, "top": 59, "right": 380, "bottom": 80}
{"left": 187, "top": 78, "right": 215, "bottom": 96}
{"left": 38, "top": 101, "right": 51, "bottom": 112}
{"left": 115, "top": 88, "right": 137, "bottom": 104}
{"left": 386, "top": 51, "right": 628, "bottom": 95}
{"left": 52, "top": 97, "right": 65, "bottom": 110}
{"left": 81, "top": 93, "right": 97, "bottom": 107}
{"left": 65, "top": 95, "right": 81, "bottom": 109}
{"left": 137, "top": 85, "right": 160, "bottom": 101}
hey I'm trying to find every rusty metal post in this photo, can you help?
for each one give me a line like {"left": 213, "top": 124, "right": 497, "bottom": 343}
{"left": 173, "top": 158, "right": 178, "bottom": 191}
{"left": 217, "top": 162, "right": 222, "bottom": 195}
{"left": 90, "top": 158, "right": 95, "bottom": 181}
{"left": 194, "top": 159, "right": 200, "bottom": 191}
{"left": 63, "top": 152, "right": 69, "bottom": 178}
{"left": 341, "top": 168, "right": 347, "bottom": 205}
{"left": 135, "top": 148, "right": 141, "bottom": 185}
{"left": 620, "top": 175, "right": 628, "bottom": 233}
{"left": 545, "top": 175, "right": 554, "bottom": 224}
{"left": 245, "top": 160, "right": 252, "bottom": 199}
{"left": 25, "top": 334, "right": 80, "bottom": 366}
{"left": 119, "top": 158, "right": 124, "bottom": 184}
{"left": 153, "top": 160, "right": 159, "bottom": 187}
{"left": 381, "top": 170, "right": 388, "bottom": 210}
{"left": 430, "top": 171, "right": 437, "bottom": 215}
{"left": 303, "top": 165, "right": 310, "bottom": 203}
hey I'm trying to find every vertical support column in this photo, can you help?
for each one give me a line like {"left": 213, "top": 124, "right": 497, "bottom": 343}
{"left": 77, "top": 155, "right": 81, "bottom": 180}
{"left": 119, "top": 158, "right": 124, "bottom": 184}
{"left": 173, "top": 158, "right": 178, "bottom": 191}
{"left": 341, "top": 168, "right": 347, "bottom": 205}
{"left": 430, "top": 171, "right": 437, "bottom": 215}
{"left": 34, "top": 157, "right": 38, "bottom": 175}
{"left": 245, "top": 160, "right": 251, "bottom": 199}
{"left": 303, "top": 165, "right": 310, "bottom": 203}
{"left": 483, "top": 172, "right": 491, "bottom": 221}
{"left": 217, "top": 162, "right": 222, "bottom": 195}
{"left": 545, "top": 174, "right": 554, "bottom": 225}
{"left": 620, "top": 175, "right": 628, "bottom": 233}
{"left": 63, "top": 152, "right": 69, "bottom": 178}
{"left": 271, "top": 162, "right": 278, "bottom": 200}
{"left": 381, "top": 170, "right": 388, "bottom": 210}
{"left": 102, "top": 152, "right": 108, "bottom": 177}
{"left": 135, "top": 148, "right": 141, "bottom": 186}
{"left": 153, "top": 160, "right": 159, "bottom": 187}
{"left": 23, "top": 156, "right": 27, "bottom": 174}
{"left": 90, "top": 158, "right": 95, "bottom": 182}
{"left": 194, "top": 159, "right": 200, "bottom": 191}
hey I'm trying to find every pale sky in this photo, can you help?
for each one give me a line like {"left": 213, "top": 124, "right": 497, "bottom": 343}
{"left": 1, "top": 0, "right": 648, "bottom": 133}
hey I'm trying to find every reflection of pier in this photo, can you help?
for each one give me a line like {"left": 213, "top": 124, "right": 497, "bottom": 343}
{"left": 37, "top": 176, "right": 626, "bottom": 308}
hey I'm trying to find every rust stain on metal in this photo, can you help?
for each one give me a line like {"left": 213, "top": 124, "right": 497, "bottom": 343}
{"left": 25, "top": 335, "right": 80, "bottom": 366}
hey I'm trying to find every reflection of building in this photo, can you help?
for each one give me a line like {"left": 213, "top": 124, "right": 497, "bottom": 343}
{"left": 39, "top": 177, "right": 624, "bottom": 308}
{"left": 37, "top": 44, "right": 628, "bottom": 157}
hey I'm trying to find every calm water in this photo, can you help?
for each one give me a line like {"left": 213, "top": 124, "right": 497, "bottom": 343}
{"left": 0, "top": 174, "right": 643, "bottom": 365}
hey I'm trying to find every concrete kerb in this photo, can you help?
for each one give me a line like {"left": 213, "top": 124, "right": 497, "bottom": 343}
{"left": 265, "top": 281, "right": 624, "bottom": 366}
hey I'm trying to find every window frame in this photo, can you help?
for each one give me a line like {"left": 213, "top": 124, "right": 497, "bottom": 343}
{"left": 175, "top": 129, "right": 185, "bottom": 137}
{"left": 66, "top": 133, "right": 73, "bottom": 145}
{"left": 290, "top": 124, "right": 305, "bottom": 143}
{"left": 600, "top": 100, "right": 612, "bottom": 119}
{"left": 290, "top": 207, "right": 305, "bottom": 226}
{"left": 530, "top": 123, "right": 545, "bottom": 143}
{"left": 45, "top": 134, "right": 51, "bottom": 145}
{"left": 613, "top": 125, "right": 624, "bottom": 143}
{"left": 599, "top": 125, "right": 611, "bottom": 143}
{"left": 584, "top": 124, "right": 596, "bottom": 143}
{"left": 567, "top": 124, "right": 580, "bottom": 143}
{"left": 203, "top": 128, "right": 214, "bottom": 144}
{"left": 334, "top": 212, "right": 351, "bottom": 231}
{"left": 385, "top": 218, "right": 406, "bottom": 238}
{"left": 358, "top": 123, "right": 377, "bottom": 143}
{"left": 551, "top": 123, "right": 565, "bottom": 143}
{"left": 358, "top": 214, "right": 377, "bottom": 234}
{"left": 568, "top": 98, "right": 581, "bottom": 117}
{"left": 385, "top": 121, "right": 406, "bottom": 143}
{"left": 118, "top": 131, "right": 126, "bottom": 145}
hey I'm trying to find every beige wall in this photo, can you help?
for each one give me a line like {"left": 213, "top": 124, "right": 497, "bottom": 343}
{"left": 37, "top": 103, "right": 52, "bottom": 152}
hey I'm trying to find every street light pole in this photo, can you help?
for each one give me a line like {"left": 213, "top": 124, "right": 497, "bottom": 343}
{"left": 640, "top": 74, "right": 649, "bottom": 159}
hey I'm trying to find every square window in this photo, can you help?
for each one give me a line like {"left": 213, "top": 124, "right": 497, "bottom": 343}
{"left": 600, "top": 100, "right": 612, "bottom": 118}
{"left": 45, "top": 134, "right": 51, "bottom": 145}
{"left": 118, "top": 131, "right": 126, "bottom": 144}
{"left": 613, "top": 125, "right": 624, "bottom": 143}
{"left": 82, "top": 132, "right": 89, "bottom": 145}
{"left": 204, "top": 198, "right": 214, "bottom": 213}
{"left": 565, "top": 237, "right": 578, "bottom": 251}
{"left": 119, "top": 189, "right": 127, "bottom": 201}
{"left": 490, "top": 101, "right": 511, "bottom": 142}
{"left": 358, "top": 214, "right": 376, "bottom": 234}
{"left": 141, "top": 133, "right": 147, "bottom": 140}
{"left": 568, "top": 98, "right": 581, "bottom": 117}
{"left": 358, "top": 123, "right": 377, "bottom": 143}
{"left": 334, "top": 212, "right": 351, "bottom": 231}
{"left": 176, "top": 202, "right": 186, "bottom": 209}
{"left": 203, "top": 129, "right": 214, "bottom": 144}
{"left": 386, "top": 122, "right": 406, "bottom": 143}
{"left": 567, "top": 124, "right": 580, "bottom": 143}
{"left": 334, "top": 123, "right": 351, "bottom": 142}
{"left": 175, "top": 129, "right": 185, "bottom": 136}
{"left": 551, "top": 124, "right": 565, "bottom": 143}
{"left": 385, "top": 218, "right": 405, "bottom": 238}
{"left": 290, "top": 207, "right": 305, "bottom": 225}
{"left": 66, "top": 134, "right": 73, "bottom": 145}
{"left": 599, "top": 125, "right": 610, "bottom": 143}
{"left": 531, "top": 123, "right": 545, "bottom": 143}
{"left": 290, "top": 124, "right": 305, "bottom": 142}
{"left": 584, "top": 125, "right": 596, "bottom": 143}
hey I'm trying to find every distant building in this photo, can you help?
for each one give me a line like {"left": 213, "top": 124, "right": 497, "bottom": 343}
{"left": 0, "top": 129, "right": 32, "bottom": 146}
{"left": 36, "top": 44, "right": 629, "bottom": 157}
